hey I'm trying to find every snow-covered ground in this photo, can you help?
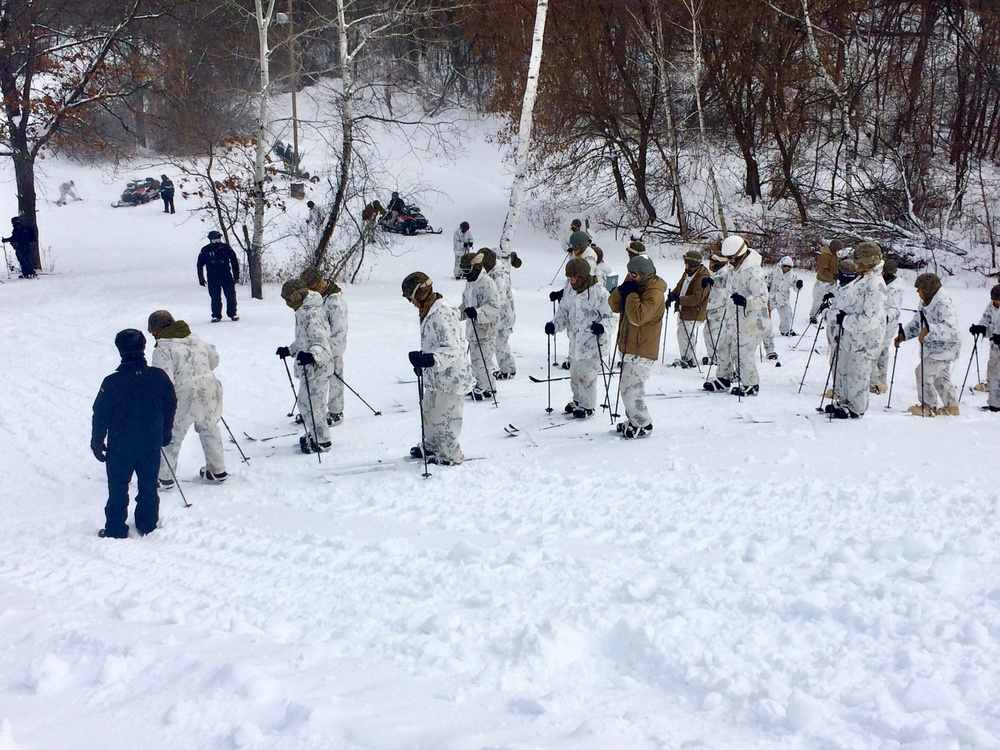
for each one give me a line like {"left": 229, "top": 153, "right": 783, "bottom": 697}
{"left": 2, "top": 114, "right": 1000, "bottom": 750}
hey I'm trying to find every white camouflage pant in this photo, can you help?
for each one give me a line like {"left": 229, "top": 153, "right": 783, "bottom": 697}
{"left": 453, "top": 253, "right": 464, "bottom": 278}
{"left": 297, "top": 364, "right": 331, "bottom": 444}
{"left": 675, "top": 319, "right": 701, "bottom": 363}
{"left": 718, "top": 313, "right": 764, "bottom": 387}
{"left": 810, "top": 281, "right": 834, "bottom": 320}
{"left": 159, "top": 398, "right": 226, "bottom": 480}
{"left": 495, "top": 312, "right": 516, "bottom": 375}
{"left": 761, "top": 313, "right": 776, "bottom": 356}
{"left": 619, "top": 354, "right": 653, "bottom": 427}
{"left": 704, "top": 310, "right": 726, "bottom": 363}
{"left": 775, "top": 301, "right": 793, "bottom": 334}
{"left": 987, "top": 344, "right": 1000, "bottom": 409}
{"left": 422, "top": 388, "right": 464, "bottom": 463}
{"left": 326, "top": 354, "right": 345, "bottom": 415}
{"left": 915, "top": 357, "right": 958, "bottom": 407}
{"left": 871, "top": 322, "right": 898, "bottom": 387}
{"left": 468, "top": 329, "right": 497, "bottom": 392}
{"left": 570, "top": 356, "right": 602, "bottom": 410}
{"left": 834, "top": 349, "right": 877, "bottom": 415}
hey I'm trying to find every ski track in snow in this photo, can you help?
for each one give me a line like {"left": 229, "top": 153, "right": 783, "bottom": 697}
{"left": 2, "top": 112, "right": 1000, "bottom": 749}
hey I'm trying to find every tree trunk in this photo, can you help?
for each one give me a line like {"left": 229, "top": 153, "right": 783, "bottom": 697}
{"left": 499, "top": 0, "right": 548, "bottom": 256}
{"left": 12, "top": 138, "right": 40, "bottom": 270}
{"left": 250, "top": 0, "right": 275, "bottom": 300}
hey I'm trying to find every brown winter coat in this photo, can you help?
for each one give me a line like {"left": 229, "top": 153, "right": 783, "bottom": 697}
{"left": 609, "top": 275, "right": 667, "bottom": 360}
{"left": 671, "top": 265, "right": 710, "bottom": 321}
{"left": 816, "top": 246, "right": 838, "bottom": 283}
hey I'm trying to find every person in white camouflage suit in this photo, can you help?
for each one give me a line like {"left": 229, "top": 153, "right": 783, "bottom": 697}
{"left": 768, "top": 256, "right": 800, "bottom": 336}
{"left": 403, "top": 272, "right": 474, "bottom": 465}
{"left": 459, "top": 250, "right": 501, "bottom": 400}
{"left": 301, "top": 268, "right": 349, "bottom": 425}
{"left": 703, "top": 250, "right": 730, "bottom": 366}
{"left": 452, "top": 222, "right": 474, "bottom": 279}
{"left": 147, "top": 310, "right": 227, "bottom": 487}
{"left": 482, "top": 246, "right": 522, "bottom": 380}
{"left": 546, "top": 257, "right": 613, "bottom": 418}
{"left": 704, "top": 235, "right": 769, "bottom": 397}
{"left": 894, "top": 273, "right": 961, "bottom": 416}
{"left": 823, "top": 242, "right": 886, "bottom": 419}
{"left": 968, "top": 284, "right": 1000, "bottom": 412}
{"left": 871, "top": 258, "right": 904, "bottom": 394}
{"left": 277, "top": 279, "right": 333, "bottom": 452}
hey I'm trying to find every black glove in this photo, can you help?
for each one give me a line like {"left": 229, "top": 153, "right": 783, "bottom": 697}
{"left": 795, "top": 279, "right": 804, "bottom": 290}
{"left": 544, "top": 321, "right": 556, "bottom": 336}
{"left": 818, "top": 301, "right": 831, "bottom": 313}
{"left": 464, "top": 306, "right": 478, "bottom": 320}
{"left": 590, "top": 321, "right": 605, "bottom": 336}
{"left": 836, "top": 310, "right": 847, "bottom": 326}
{"left": 276, "top": 346, "right": 291, "bottom": 359}
{"left": 549, "top": 289, "right": 563, "bottom": 303}
{"left": 667, "top": 290, "right": 680, "bottom": 304}
{"left": 731, "top": 292, "right": 747, "bottom": 308}
{"left": 618, "top": 280, "right": 640, "bottom": 299}
{"left": 92, "top": 443, "right": 107, "bottom": 463}
{"left": 809, "top": 317, "right": 818, "bottom": 325}
{"left": 296, "top": 350, "right": 316, "bottom": 366}
{"left": 970, "top": 324, "right": 987, "bottom": 336}
{"left": 992, "top": 334, "right": 1000, "bottom": 347}
{"left": 199, "top": 279, "right": 206, "bottom": 287}
{"left": 701, "top": 276, "right": 714, "bottom": 289}
{"left": 408, "top": 350, "right": 434, "bottom": 370}
{"left": 823, "top": 292, "right": 835, "bottom": 302}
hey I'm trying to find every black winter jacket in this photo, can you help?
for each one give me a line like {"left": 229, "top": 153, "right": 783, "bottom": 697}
{"left": 91, "top": 358, "right": 177, "bottom": 455}
{"left": 197, "top": 242, "right": 239, "bottom": 284}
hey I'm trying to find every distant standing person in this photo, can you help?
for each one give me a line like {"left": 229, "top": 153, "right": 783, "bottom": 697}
{"left": 2, "top": 216, "right": 37, "bottom": 278}
{"left": 91, "top": 329, "right": 177, "bottom": 539}
{"left": 56, "top": 180, "right": 82, "bottom": 205}
{"left": 453, "top": 222, "right": 474, "bottom": 279}
{"left": 197, "top": 230, "right": 240, "bottom": 322}
{"left": 147, "top": 310, "right": 228, "bottom": 486}
{"left": 160, "top": 175, "right": 175, "bottom": 214}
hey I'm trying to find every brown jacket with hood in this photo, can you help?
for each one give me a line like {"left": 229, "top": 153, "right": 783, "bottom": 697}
{"left": 609, "top": 275, "right": 667, "bottom": 360}
{"left": 671, "top": 265, "right": 710, "bottom": 321}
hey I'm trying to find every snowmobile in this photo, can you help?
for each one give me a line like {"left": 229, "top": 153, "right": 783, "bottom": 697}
{"left": 111, "top": 177, "right": 161, "bottom": 208}
{"left": 378, "top": 198, "right": 441, "bottom": 235}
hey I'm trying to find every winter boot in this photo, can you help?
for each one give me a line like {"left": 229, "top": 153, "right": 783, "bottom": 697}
{"left": 730, "top": 383, "right": 759, "bottom": 397}
{"left": 936, "top": 405, "right": 960, "bottom": 416}
{"left": 493, "top": 371, "right": 515, "bottom": 381}
{"left": 564, "top": 399, "right": 579, "bottom": 414}
{"left": 560, "top": 360, "right": 571, "bottom": 370}
{"left": 622, "top": 422, "right": 651, "bottom": 439}
{"left": 211, "top": 317, "right": 222, "bottom": 323}
{"left": 199, "top": 467, "right": 229, "bottom": 483}
{"left": 572, "top": 406, "right": 594, "bottom": 419}
{"left": 410, "top": 445, "right": 436, "bottom": 459}
{"left": 158, "top": 478, "right": 175, "bottom": 491}
{"left": 428, "top": 455, "right": 459, "bottom": 466}
{"left": 824, "top": 403, "right": 859, "bottom": 419}
{"left": 870, "top": 382, "right": 887, "bottom": 395}
{"left": 327, "top": 412, "right": 343, "bottom": 426}
{"left": 294, "top": 414, "right": 304, "bottom": 425}
{"left": 907, "top": 403, "right": 936, "bottom": 417}
{"left": 469, "top": 388, "right": 486, "bottom": 402}
{"left": 766, "top": 352, "right": 779, "bottom": 361}
{"left": 703, "top": 377, "right": 731, "bottom": 393}
{"left": 974, "top": 382, "right": 989, "bottom": 392}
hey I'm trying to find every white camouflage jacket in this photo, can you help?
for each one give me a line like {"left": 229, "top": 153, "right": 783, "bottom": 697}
{"left": 461, "top": 271, "right": 501, "bottom": 338}
{"left": 902, "top": 290, "right": 961, "bottom": 361}
{"left": 322, "top": 291, "right": 348, "bottom": 356}
{"left": 885, "top": 277, "right": 904, "bottom": 327}
{"left": 766, "top": 266, "right": 797, "bottom": 307}
{"left": 291, "top": 291, "right": 333, "bottom": 373}
{"left": 724, "top": 250, "right": 769, "bottom": 332}
{"left": 151, "top": 329, "right": 222, "bottom": 420}
{"left": 977, "top": 302, "right": 1000, "bottom": 338}
{"left": 489, "top": 251, "right": 515, "bottom": 328}
{"left": 453, "top": 228, "right": 474, "bottom": 258}
{"left": 421, "top": 296, "right": 474, "bottom": 394}
{"left": 552, "top": 280, "right": 613, "bottom": 361}
{"left": 706, "top": 265, "right": 731, "bottom": 317}
{"left": 836, "top": 263, "right": 887, "bottom": 352}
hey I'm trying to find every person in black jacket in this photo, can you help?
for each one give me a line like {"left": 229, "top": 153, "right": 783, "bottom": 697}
{"left": 160, "top": 174, "right": 175, "bottom": 214}
{"left": 196, "top": 230, "right": 240, "bottom": 322}
{"left": 91, "top": 329, "right": 177, "bottom": 538}
{"left": 2, "top": 216, "right": 37, "bottom": 278}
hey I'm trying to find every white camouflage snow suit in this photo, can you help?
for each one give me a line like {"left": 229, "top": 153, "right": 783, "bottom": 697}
{"left": 489, "top": 250, "right": 517, "bottom": 377}
{"left": 767, "top": 265, "right": 798, "bottom": 335}
{"left": 453, "top": 228, "right": 474, "bottom": 279}
{"left": 976, "top": 301, "right": 1000, "bottom": 410}
{"left": 420, "top": 296, "right": 475, "bottom": 463}
{"left": 290, "top": 291, "right": 333, "bottom": 446}
{"left": 901, "top": 290, "right": 961, "bottom": 409}
{"left": 830, "top": 262, "right": 887, "bottom": 415}
{"left": 461, "top": 270, "right": 501, "bottom": 395}
{"left": 704, "top": 264, "right": 731, "bottom": 364}
{"left": 716, "top": 250, "right": 769, "bottom": 391}
{"left": 552, "top": 279, "right": 613, "bottom": 412}
{"left": 872, "top": 275, "right": 904, "bottom": 390}
{"left": 321, "top": 289, "right": 348, "bottom": 418}
{"left": 153, "top": 326, "right": 226, "bottom": 482}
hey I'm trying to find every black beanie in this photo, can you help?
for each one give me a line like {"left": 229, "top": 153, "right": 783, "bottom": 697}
{"left": 115, "top": 329, "right": 146, "bottom": 355}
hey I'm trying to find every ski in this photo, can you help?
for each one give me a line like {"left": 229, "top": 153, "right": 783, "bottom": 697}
{"left": 243, "top": 430, "right": 298, "bottom": 442}
{"left": 736, "top": 412, "right": 775, "bottom": 424}
{"left": 529, "top": 374, "right": 571, "bottom": 383}
{"left": 651, "top": 390, "right": 709, "bottom": 400}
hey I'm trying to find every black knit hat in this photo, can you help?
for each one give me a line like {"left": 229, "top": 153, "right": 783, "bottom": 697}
{"left": 114, "top": 329, "right": 146, "bottom": 355}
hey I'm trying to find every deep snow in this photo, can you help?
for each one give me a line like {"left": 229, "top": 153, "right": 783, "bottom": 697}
{"left": 1, "top": 113, "right": 1000, "bottom": 750}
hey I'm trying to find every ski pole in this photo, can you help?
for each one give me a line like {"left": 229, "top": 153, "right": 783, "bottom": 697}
{"left": 659, "top": 301, "right": 670, "bottom": 363}
{"left": 958, "top": 334, "right": 979, "bottom": 403}
{"left": 790, "top": 285, "right": 801, "bottom": 331}
{"left": 918, "top": 311, "right": 927, "bottom": 416}
{"left": 281, "top": 356, "right": 298, "bottom": 416}
{"left": 826, "top": 316, "right": 845, "bottom": 421}
{"left": 415, "top": 368, "right": 431, "bottom": 478}
{"left": 792, "top": 320, "right": 814, "bottom": 350}
{"left": 797, "top": 319, "right": 825, "bottom": 393}
{"left": 613, "top": 311, "right": 628, "bottom": 419}
{"left": 548, "top": 252, "right": 568, "bottom": 286}
{"left": 886, "top": 324, "right": 903, "bottom": 409}
{"left": 159, "top": 448, "right": 191, "bottom": 508}
{"left": 470, "top": 317, "right": 498, "bottom": 408}
{"left": 596, "top": 333, "right": 614, "bottom": 424}
{"left": 545, "top": 332, "right": 553, "bottom": 413}
{"left": 220, "top": 416, "right": 250, "bottom": 464}
{"left": 704, "top": 305, "right": 728, "bottom": 383}
{"left": 301, "top": 363, "right": 323, "bottom": 463}
{"left": 551, "top": 299, "right": 559, "bottom": 365}
{"left": 332, "top": 370, "right": 382, "bottom": 415}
